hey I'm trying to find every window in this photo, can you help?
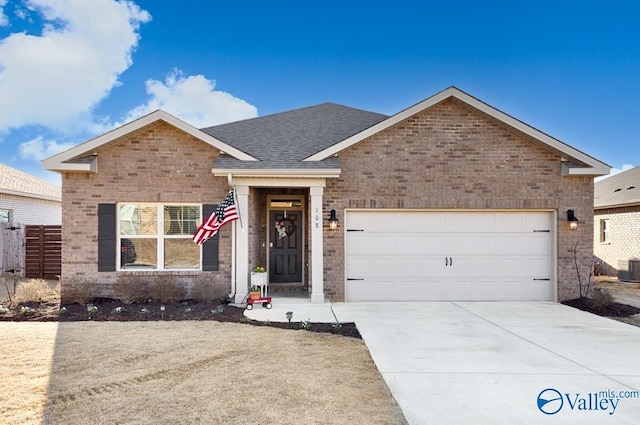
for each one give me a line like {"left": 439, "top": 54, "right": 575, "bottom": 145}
{"left": 600, "top": 219, "right": 611, "bottom": 243}
{"left": 0, "top": 209, "right": 10, "bottom": 223}
{"left": 118, "top": 204, "right": 201, "bottom": 270}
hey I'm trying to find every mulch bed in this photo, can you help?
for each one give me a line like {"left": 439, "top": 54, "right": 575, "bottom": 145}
{"left": 562, "top": 297, "right": 640, "bottom": 317}
{"left": 0, "top": 298, "right": 361, "bottom": 339}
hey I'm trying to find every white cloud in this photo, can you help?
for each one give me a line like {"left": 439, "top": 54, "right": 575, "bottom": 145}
{"left": 0, "top": 0, "right": 8, "bottom": 26}
{"left": 0, "top": 0, "right": 151, "bottom": 131}
{"left": 124, "top": 70, "right": 258, "bottom": 128}
{"left": 18, "top": 135, "right": 74, "bottom": 160}
{"left": 595, "top": 163, "right": 635, "bottom": 182}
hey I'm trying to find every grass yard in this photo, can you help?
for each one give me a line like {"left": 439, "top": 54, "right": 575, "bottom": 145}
{"left": 0, "top": 321, "right": 407, "bottom": 425}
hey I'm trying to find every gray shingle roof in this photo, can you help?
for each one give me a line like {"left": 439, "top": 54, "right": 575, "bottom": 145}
{"left": 595, "top": 166, "right": 640, "bottom": 208}
{"left": 201, "top": 103, "right": 388, "bottom": 169}
{"left": 0, "top": 163, "right": 61, "bottom": 201}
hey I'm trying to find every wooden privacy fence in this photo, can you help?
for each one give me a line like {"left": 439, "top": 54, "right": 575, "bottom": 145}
{"left": 1, "top": 223, "right": 25, "bottom": 275}
{"left": 25, "top": 225, "right": 61, "bottom": 279}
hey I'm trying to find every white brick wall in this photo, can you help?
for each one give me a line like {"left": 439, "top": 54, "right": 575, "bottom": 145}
{"left": 594, "top": 207, "right": 640, "bottom": 274}
{"left": 0, "top": 194, "right": 61, "bottom": 225}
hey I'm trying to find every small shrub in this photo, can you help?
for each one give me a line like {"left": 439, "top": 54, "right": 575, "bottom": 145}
{"left": 20, "top": 306, "right": 35, "bottom": 316}
{"left": 14, "top": 279, "right": 55, "bottom": 303}
{"left": 150, "top": 275, "right": 185, "bottom": 303}
{"left": 0, "top": 305, "right": 9, "bottom": 315}
{"left": 61, "top": 278, "right": 95, "bottom": 305}
{"left": 300, "top": 319, "right": 311, "bottom": 330}
{"left": 113, "top": 275, "right": 151, "bottom": 304}
{"left": 591, "top": 288, "right": 614, "bottom": 307}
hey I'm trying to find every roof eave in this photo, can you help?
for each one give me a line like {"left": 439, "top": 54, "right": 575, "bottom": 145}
{"left": 41, "top": 157, "right": 98, "bottom": 173}
{"left": 212, "top": 168, "right": 341, "bottom": 178}
{"left": 0, "top": 189, "right": 61, "bottom": 202}
{"left": 595, "top": 201, "right": 640, "bottom": 210}
{"left": 561, "top": 162, "right": 611, "bottom": 177}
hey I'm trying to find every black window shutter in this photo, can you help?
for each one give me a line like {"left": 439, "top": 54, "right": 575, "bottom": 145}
{"left": 202, "top": 204, "right": 220, "bottom": 271}
{"left": 98, "top": 203, "right": 116, "bottom": 272}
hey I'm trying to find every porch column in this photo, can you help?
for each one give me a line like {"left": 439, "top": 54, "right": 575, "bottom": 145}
{"left": 234, "top": 185, "right": 250, "bottom": 304}
{"left": 310, "top": 186, "right": 325, "bottom": 304}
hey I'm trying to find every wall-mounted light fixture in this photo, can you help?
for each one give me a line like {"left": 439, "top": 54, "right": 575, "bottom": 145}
{"left": 567, "top": 209, "right": 579, "bottom": 230}
{"left": 328, "top": 209, "right": 338, "bottom": 230}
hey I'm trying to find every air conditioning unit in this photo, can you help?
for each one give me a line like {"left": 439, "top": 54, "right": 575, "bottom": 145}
{"left": 618, "top": 259, "right": 640, "bottom": 283}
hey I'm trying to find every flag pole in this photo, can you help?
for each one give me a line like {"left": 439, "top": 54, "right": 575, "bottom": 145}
{"left": 232, "top": 186, "right": 244, "bottom": 230}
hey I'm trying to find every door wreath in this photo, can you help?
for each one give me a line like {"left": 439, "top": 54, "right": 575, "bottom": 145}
{"left": 275, "top": 217, "right": 297, "bottom": 239}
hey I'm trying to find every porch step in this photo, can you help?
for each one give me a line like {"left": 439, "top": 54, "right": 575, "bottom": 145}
{"left": 268, "top": 284, "right": 308, "bottom": 293}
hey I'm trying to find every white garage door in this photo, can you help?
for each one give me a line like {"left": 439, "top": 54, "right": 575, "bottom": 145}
{"left": 345, "top": 211, "right": 554, "bottom": 301}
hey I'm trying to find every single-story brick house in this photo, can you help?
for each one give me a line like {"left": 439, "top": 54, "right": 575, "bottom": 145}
{"left": 43, "top": 87, "right": 609, "bottom": 303}
{"left": 594, "top": 166, "right": 640, "bottom": 280}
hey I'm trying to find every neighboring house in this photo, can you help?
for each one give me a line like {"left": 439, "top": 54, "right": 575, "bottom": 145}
{"left": 0, "top": 163, "right": 61, "bottom": 225}
{"left": 42, "top": 87, "right": 609, "bottom": 303}
{"left": 594, "top": 166, "right": 640, "bottom": 277}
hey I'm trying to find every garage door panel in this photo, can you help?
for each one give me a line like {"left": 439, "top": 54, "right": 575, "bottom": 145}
{"left": 445, "top": 213, "right": 475, "bottom": 232}
{"left": 395, "top": 234, "right": 424, "bottom": 255}
{"left": 471, "top": 213, "right": 498, "bottom": 232}
{"left": 347, "top": 280, "right": 371, "bottom": 301}
{"left": 347, "top": 258, "right": 373, "bottom": 279}
{"left": 522, "top": 235, "right": 551, "bottom": 255}
{"left": 346, "top": 211, "right": 554, "bottom": 301}
{"left": 471, "top": 235, "right": 497, "bottom": 255}
{"left": 346, "top": 234, "right": 373, "bottom": 255}
{"left": 372, "top": 234, "right": 396, "bottom": 253}
{"left": 370, "top": 280, "right": 397, "bottom": 299}
{"left": 371, "top": 213, "right": 396, "bottom": 232}
{"left": 471, "top": 280, "right": 498, "bottom": 299}
{"left": 373, "top": 258, "right": 397, "bottom": 276}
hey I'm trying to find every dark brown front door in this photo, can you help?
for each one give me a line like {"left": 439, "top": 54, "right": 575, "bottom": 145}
{"left": 269, "top": 210, "right": 302, "bottom": 283}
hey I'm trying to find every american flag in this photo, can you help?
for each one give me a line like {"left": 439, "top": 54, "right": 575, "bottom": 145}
{"left": 192, "top": 189, "right": 238, "bottom": 245}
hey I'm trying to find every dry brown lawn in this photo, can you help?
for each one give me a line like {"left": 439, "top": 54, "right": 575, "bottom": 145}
{"left": 0, "top": 321, "right": 407, "bottom": 425}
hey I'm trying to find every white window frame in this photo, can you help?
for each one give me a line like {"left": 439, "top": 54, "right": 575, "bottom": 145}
{"left": 117, "top": 203, "right": 201, "bottom": 271}
{"left": 0, "top": 208, "right": 11, "bottom": 223}
{"left": 600, "top": 219, "right": 611, "bottom": 243}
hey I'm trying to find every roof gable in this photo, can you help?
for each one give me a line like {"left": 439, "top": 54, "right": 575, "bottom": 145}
{"left": 595, "top": 166, "right": 640, "bottom": 208}
{"left": 304, "top": 87, "right": 610, "bottom": 177}
{"left": 42, "top": 110, "right": 257, "bottom": 173}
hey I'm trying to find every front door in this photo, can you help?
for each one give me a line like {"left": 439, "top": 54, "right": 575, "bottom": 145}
{"left": 269, "top": 210, "right": 303, "bottom": 283}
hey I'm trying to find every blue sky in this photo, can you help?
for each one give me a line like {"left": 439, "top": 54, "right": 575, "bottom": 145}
{"left": 1, "top": 0, "right": 638, "bottom": 184}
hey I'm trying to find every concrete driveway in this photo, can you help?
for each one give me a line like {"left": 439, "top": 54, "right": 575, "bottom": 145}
{"left": 331, "top": 302, "right": 640, "bottom": 425}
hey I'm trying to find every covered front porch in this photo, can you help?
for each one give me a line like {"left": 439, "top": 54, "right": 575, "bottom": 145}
{"left": 226, "top": 178, "right": 328, "bottom": 304}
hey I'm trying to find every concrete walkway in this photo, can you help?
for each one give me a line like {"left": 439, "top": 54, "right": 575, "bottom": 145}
{"left": 247, "top": 298, "right": 640, "bottom": 424}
